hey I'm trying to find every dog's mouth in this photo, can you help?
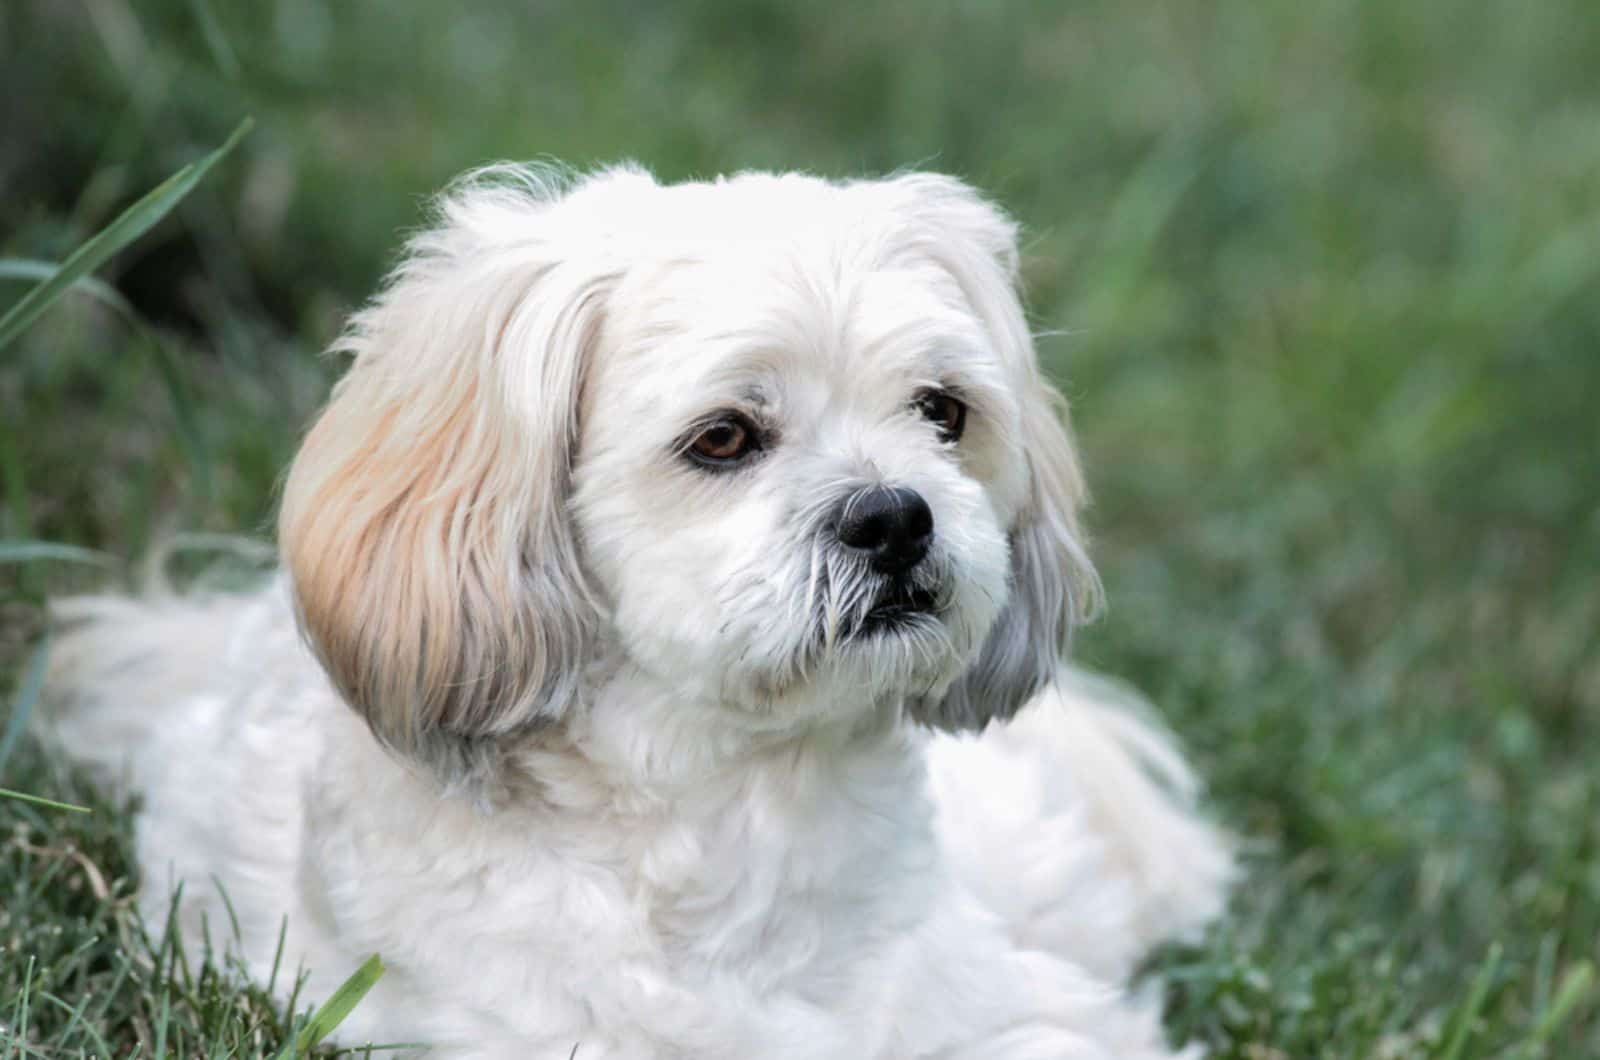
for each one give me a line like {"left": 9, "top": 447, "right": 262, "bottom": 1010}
{"left": 856, "top": 583, "right": 939, "bottom": 635}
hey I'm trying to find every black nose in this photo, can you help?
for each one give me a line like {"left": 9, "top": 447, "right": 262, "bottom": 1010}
{"left": 836, "top": 486, "right": 934, "bottom": 574}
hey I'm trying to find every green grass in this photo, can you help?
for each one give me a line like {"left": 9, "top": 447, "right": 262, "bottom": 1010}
{"left": 3, "top": 0, "right": 1598, "bottom": 1055}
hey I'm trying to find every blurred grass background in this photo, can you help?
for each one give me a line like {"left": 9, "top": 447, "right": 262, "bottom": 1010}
{"left": 3, "top": 0, "right": 1598, "bottom": 1056}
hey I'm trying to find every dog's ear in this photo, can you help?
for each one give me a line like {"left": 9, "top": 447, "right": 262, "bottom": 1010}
{"left": 279, "top": 168, "right": 624, "bottom": 788}
{"left": 929, "top": 379, "right": 1102, "bottom": 730}
{"left": 885, "top": 174, "right": 1102, "bottom": 731}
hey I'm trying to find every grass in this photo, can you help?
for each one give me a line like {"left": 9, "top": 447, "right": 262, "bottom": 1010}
{"left": 3, "top": 0, "right": 1598, "bottom": 1055}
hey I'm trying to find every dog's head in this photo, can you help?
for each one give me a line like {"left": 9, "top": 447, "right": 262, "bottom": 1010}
{"left": 279, "top": 165, "right": 1100, "bottom": 785}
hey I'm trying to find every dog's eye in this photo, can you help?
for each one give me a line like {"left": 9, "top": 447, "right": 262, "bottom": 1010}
{"left": 686, "top": 414, "right": 761, "bottom": 468}
{"left": 913, "top": 389, "right": 967, "bottom": 443}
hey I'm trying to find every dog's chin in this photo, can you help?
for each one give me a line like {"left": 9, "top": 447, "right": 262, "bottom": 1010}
{"left": 696, "top": 608, "right": 961, "bottom": 725}
{"left": 798, "top": 586, "right": 966, "bottom": 702}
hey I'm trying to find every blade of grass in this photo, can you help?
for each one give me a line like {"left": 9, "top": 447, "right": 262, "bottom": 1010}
{"left": 167, "top": 532, "right": 276, "bottom": 561}
{"left": 0, "top": 116, "right": 252, "bottom": 354}
{"left": 0, "top": 540, "right": 121, "bottom": 568}
{"left": 277, "top": 955, "right": 385, "bottom": 1059}
{"left": 12, "top": 956, "right": 34, "bottom": 1060}
{"left": 0, "top": 788, "right": 92, "bottom": 814}
{"left": 1516, "top": 960, "right": 1596, "bottom": 1058}
{"left": 0, "top": 423, "right": 35, "bottom": 597}
{"left": 0, "top": 259, "right": 127, "bottom": 305}
{"left": 1, "top": 418, "right": 31, "bottom": 540}
{"left": 36, "top": 988, "right": 116, "bottom": 1058}
{"left": 210, "top": 872, "right": 245, "bottom": 945}
{"left": 153, "top": 968, "right": 172, "bottom": 1060}
{"left": 1438, "top": 943, "right": 1503, "bottom": 1060}
{"left": 0, "top": 631, "right": 50, "bottom": 773}
{"left": 266, "top": 916, "right": 289, "bottom": 999}
{"left": 186, "top": 0, "right": 241, "bottom": 80}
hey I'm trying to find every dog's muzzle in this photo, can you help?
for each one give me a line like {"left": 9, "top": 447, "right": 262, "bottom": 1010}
{"left": 835, "top": 485, "right": 939, "bottom": 633}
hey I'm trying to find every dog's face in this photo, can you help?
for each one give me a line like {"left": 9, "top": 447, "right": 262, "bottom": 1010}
{"left": 279, "top": 167, "right": 1100, "bottom": 783}
{"left": 576, "top": 178, "right": 1030, "bottom": 718}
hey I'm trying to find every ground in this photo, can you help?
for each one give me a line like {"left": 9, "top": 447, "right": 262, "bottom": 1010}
{"left": 2, "top": 1, "right": 1598, "bottom": 1056}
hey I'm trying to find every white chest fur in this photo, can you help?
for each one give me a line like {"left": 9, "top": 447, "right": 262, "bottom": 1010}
{"left": 301, "top": 682, "right": 944, "bottom": 1056}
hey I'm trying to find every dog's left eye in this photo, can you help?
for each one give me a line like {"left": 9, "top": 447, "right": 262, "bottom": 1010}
{"left": 685, "top": 414, "right": 762, "bottom": 469}
{"left": 914, "top": 389, "right": 967, "bottom": 443}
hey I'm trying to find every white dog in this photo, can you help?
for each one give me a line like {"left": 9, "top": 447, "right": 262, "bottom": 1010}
{"left": 44, "top": 165, "right": 1231, "bottom": 1058}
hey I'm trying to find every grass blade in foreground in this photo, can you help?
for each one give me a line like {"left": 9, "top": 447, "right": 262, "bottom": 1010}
{"left": 0, "top": 540, "right": 120, "bottom": 568}
{"left": 0, "top": 116, "right": 253, "bottom": 354}
{"left": 1515, "top": 961, "right": 1597, "bottom": 1058}
{"left": 0, "top": 260, "right": 126, "bottom": 306}
{"left": 0, "top": 632, "right": 50, "bottom": 773}
{"left": 278, "top": 955, "right": 385, "bottom": 1058}
{"left": 0, "top": 787, "right": 91, "bottom": 814}
{"left": 1438, "top": 943, "right": 1503, "bottom": 1060}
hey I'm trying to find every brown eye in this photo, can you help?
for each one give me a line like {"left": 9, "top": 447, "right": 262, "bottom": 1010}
{"left": 686, "top": 415, "right": 761, "bottom": 468}
{"left": 914, "top": 389, "right": 967, "bottom": 443}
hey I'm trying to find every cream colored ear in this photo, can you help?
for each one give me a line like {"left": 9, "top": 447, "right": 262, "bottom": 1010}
{"left": 884, "top": 173, "right": 1102, "bottom": 731}
{"left": 279, "top": 169, "right": 621, "bottom": 787}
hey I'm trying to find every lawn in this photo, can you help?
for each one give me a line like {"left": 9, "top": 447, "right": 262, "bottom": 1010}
{"left": 3, "top": 1, "right": 1598, "bottom": 1056}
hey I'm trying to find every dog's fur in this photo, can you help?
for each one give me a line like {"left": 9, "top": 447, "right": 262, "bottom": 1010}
{"left": 43, "top": 166, "right": 1231, "bottom": 1058}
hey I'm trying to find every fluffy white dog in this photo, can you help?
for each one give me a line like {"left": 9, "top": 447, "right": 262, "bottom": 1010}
{"left": 44, "top": 165, "right": 1232, "bottom": 1058}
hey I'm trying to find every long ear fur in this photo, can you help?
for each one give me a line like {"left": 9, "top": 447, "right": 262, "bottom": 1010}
{"left": 887, "top": 174, "right": 1103, "bottom": 731}
{"left": 278, "top": 167, "right": 624, "bottom": 787}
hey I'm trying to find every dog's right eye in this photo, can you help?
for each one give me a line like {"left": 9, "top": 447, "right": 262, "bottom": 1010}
{"left": 685, "top": 414, "right": 762, "bottom": 469}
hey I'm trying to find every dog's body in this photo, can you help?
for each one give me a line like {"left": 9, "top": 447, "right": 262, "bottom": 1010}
{"left": 44, "top": 166, "right": 1230, "bottom": 1058}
